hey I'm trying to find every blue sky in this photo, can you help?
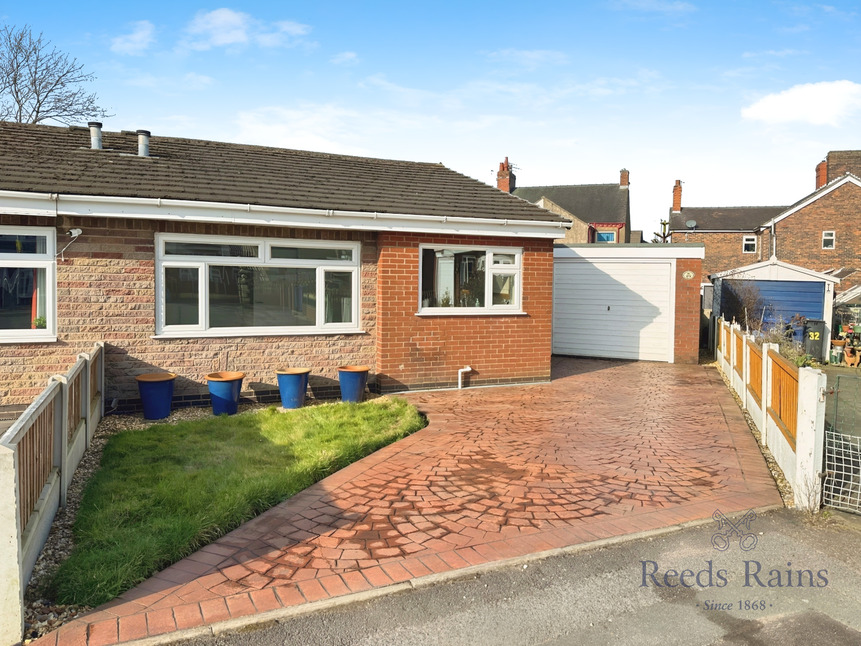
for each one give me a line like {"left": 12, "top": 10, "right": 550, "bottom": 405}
{"left": 2, "top": 1, "right": 860, "bottom": 235}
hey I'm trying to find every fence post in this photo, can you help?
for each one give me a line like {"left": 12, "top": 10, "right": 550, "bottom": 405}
{"left": 761, "top": 343, "right": 778, "bottom": 447}
{"left": 0, "top": 444, "right": 23, "bottom": 644}
{"left": 51, "top": 375, "right": 69, "bottom": 509}
{"left": 742, "top": 334, "right": 751, "bottom": 411}
{"left": 78, "top": 350, "right": 93, "bottom": 447}
{"left": 795, "top": 367, "right": 827, "bottom": 511}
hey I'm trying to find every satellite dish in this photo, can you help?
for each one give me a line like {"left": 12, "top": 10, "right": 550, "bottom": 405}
{"left": 685, "top": 219, "right": 697, "bottom": 229}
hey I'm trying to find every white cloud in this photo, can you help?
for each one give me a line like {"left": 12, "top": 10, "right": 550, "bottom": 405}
{"left": 111, "top": 20, "right": 156, "bottom": 56}
{"left": 741, "top": 49, "right": 804, "bottom": 58}
{"left": 236, "top": 105, "right": 370, "bottom": 154}
{"left": 184, "top": 9, "right": 310, "bottom": 51}
{"left": 184, "top": 73, "right": 214, "bottom": 89}
{"left": 609, "top": 0, "right": 696, "bottom": 13}
{"left": 741, "top": 80, "right": 861, "bottom": 127}
{"left": 485, "top": 49, "right": 568, "bottom": 69}
{"left": 331, "top": 51, "right": 358, "bottom": 65}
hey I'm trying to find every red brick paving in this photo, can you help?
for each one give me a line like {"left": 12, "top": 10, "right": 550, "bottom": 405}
{"left": 36, "top": 359, "right": 781, "bottom": 646}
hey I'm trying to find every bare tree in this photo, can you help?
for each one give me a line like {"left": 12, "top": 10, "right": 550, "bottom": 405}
{"left": 0, "top": 24, "right": 110, "bottom": 125}
{"left": 651, "top": 219, "right": 671, "bottom": 243}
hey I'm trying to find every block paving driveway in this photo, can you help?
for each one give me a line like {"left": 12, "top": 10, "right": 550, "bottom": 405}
{"left": 35, "top": 358, "right": 782, "bottom": 646}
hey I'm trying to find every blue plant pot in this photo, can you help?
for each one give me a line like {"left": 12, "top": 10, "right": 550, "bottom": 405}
{"left": 276, "top": 368, "right": 310, "bottom": 409}
{"left": 205, "top": 371, "right": 245, "bottom": 415}
{"left": 338, "top": 366, "right": 369, "bottom": 403}
{"left": 135, "top": 373, "right": 176, "bottom": 420}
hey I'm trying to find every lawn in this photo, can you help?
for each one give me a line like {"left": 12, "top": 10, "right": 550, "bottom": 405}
{"left": 49, "top": 397, "right": 425, "bottom": 607}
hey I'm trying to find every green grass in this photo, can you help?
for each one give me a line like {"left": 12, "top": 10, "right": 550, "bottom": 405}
{"left": 48, "top": 397, "right": 425, "bottom": 607}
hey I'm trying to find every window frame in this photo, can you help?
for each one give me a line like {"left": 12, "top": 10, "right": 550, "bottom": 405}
{"left": 742, "top": 235, "right": 757, "bottom": 254}
{"left": 595, "top": 230, "right": 616, "bottom": 243}
{"left": 417, "top": 244, "right": 524, "bottom": 316}
{"left": 155, "top": 233, "right": 362, "bottom": 337}
{"left": 822, "top": 231, "right": 835, "bottom": 250}
{"left": 0, "top": 225, "right": 57, "bottom": 343}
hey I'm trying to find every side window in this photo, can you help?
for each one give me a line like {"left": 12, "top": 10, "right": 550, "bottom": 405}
{"left": 742, "top": 236, "right": 757, "bottom": 254}
{"left": 0, "top": 227, "right": 56, "bottom": 343}
{"left": 822, "top": 231, "right": 835, "bottom": 249}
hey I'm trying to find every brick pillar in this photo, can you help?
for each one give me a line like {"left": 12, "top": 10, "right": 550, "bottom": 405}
{"left": 674, "top": 258, "right": 702, "bottom": 364}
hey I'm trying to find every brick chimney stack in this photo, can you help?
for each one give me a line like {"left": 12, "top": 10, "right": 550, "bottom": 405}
{"left": 497, "top": 157, "right": 516, "bottom": 193}
{"left": 815, "top": 160, "right": 827, "bottom": 189}
{"left": 672, "top": 180, "right": 682, "bottom": 213}
{"left": 620, "top": 169, "right": 630, "bottom": 188}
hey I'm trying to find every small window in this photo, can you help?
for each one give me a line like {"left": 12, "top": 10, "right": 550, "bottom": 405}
{"left": 595, "top": 231, "right": 616, "bottom": 243}
{"left": 743, "top": 236, "right": 757, "bottom": 254}
{"left": 419, "top": 246, "right": 522, "bottom": 313}
{"left": 823, "top": 231, "right": 835, "bottom": 249}
{"left": 0, "top": 226, "right": 56, "bottom": 343}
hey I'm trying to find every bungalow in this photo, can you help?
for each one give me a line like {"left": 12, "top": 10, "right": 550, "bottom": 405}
{"left": 0, "top": 122, "right": 569, "bottom": 410}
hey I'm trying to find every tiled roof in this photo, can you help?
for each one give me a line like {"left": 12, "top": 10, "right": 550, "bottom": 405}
{"left": 668, "top": 206, "right": 787, "bottom": 231}
{"left": 0, "top": 121, "right": 567, "bottom": 223}
{"left": 512, "top": 184, "right": 629, "bottom": 224}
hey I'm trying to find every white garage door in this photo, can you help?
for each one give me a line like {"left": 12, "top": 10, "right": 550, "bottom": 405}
{"left": 553, "top": 259, "right": 674, "bottom": 362}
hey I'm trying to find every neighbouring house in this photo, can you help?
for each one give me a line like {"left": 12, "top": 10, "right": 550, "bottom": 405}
{"left": 495, "top": 158, "right": 633, "bottom": 244}
{"left": 0, "top": 122, "right": 570, "bottom": 410}
{"left": 669, "top": 151, "right": 861, "bottom": 293}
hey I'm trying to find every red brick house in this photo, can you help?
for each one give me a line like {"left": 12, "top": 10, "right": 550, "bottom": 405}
{"left": 0, "top": 122, "right": 569, "bottom": 410}
{"left": 496, "top": 158, "right": 634, "bottom": 244}
{"left": 668, "top": 150, "right": 861, "bottom": 293}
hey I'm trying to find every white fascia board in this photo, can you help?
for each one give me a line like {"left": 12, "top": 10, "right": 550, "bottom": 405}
{"left": 756, "top": 175, "right": 861, "bottom": 230}
{"left": 711, "top": 257, "right": 841, "bottom": 283}
{"left": 0, "top": 190, "right": 568, "bottom": 239}
{"left": 554, "top": 244, "right": 704, "bottom": 260}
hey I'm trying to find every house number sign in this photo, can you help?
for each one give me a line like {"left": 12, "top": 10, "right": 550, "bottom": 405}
{"left": 682, "top": 270, "right": 695, "bottom": 280}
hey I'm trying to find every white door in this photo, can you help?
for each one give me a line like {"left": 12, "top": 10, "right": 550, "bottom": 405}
{"left": 553, "top": 259, "right": 674, "bottom": 362}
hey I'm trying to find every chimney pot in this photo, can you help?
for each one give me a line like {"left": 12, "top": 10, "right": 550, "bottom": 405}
{"left": 496, "top": 156, "right": 516, "bottom": 193}
{"left": 137, "top": 129, "right": 151, "bottom": 157}
{"left": 672, "top": 179, "right": 682, "bottom": 213}
{"left": 88, "top": 121, "right": 103, "bottom": 150}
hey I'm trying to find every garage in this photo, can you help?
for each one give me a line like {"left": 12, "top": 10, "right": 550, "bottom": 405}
{"left": 553, "top": 245, "right": 704, "bottom": 363}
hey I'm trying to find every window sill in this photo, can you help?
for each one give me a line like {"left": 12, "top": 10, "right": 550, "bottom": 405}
{"left": 0, "top": 334, "right": 58, "bottom": 344}
{"left": 416, "top": 310, "right": 527, "bottom": 317}
{"left": 152, "top": 328, "right": 366, "bottom": 339}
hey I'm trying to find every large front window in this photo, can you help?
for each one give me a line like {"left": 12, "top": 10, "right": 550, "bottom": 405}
{"left": 0, "top": 227, "right": 56, "bottom": 343}
{"left": 156, "top": 234, "right": 360, "bottom": 336}
{"left": 419, "top": 245, "right": 522, "bottom": 314}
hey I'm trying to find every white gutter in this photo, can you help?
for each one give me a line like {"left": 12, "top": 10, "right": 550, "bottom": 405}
{"left": 0, "top": 190, "right": 569, "bottom": 240}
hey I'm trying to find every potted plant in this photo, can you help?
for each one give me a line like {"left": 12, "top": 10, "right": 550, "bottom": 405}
{"left": 338, "top": 366, "right": 370, "bottom": 403}
{"left": 275, "top": 368, "right": 311, "bottom": 409}
{"left": 205, "top": 371, "right": 245, "bottom": 415}
{"left": 134, "top": 372, "right": 177, "bottom": 420}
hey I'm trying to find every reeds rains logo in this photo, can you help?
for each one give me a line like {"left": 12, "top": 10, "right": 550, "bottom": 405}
{"left": 640, "top": 509, "right": 829, "bottom": 589}
{"left": 711, "top": 509, "right": 757, "bottom": 551}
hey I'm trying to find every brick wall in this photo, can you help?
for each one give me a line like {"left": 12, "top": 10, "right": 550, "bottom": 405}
{"left": 0, "top": 215, "right": 377, "bottom": 409}
{"left": 774, "top": 183, "right": 861, "bottom": 289}
{"left": 670, "top": 231, "right": 766, "bottom": 283}
{"left": 375, "top": 233, "right": 553, "bottom": 391}
{"left": 827, "top": 151, "right": 861, "bottom": 182}
{"left": 674, "top": 258, "right": 703, "bottom": 364}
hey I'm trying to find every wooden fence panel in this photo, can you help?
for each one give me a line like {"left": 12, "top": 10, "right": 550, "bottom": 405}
{"left": 733, "top": 329, "right": 744, "bottom": 377}
{"left": 747, "top": 341, "right": 763, "bottom": 406}
{"left": 768, "top": 348, "right": 799, "bottom": 451}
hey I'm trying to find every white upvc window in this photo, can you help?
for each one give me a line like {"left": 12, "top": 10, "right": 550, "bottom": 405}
{"left": 0, "top": 226, "right": 57, "bottom": 343}
{"left": 742, "top": 235, "right": 757, "bottom": 254}
{"left": 155, "top": 234, "right": 361, "bottom": 337}
{"left": 822, "top": 231, "right": 835, "bottom": 249}
{"left": 418, "top": 244, "right": 523, "bottom": 315}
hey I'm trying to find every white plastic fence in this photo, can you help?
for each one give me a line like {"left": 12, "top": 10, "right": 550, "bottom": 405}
{"left": 0, "top": 343, "right": 104, "bottom": 645}
{"left": 716, "top": 319, "right": 826, "bottom": 512}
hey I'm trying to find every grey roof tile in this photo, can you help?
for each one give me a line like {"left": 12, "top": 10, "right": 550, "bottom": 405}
{"left": 668, "top": 206, "right": 787, "bottom": 231}
{"left": 0, "top": 122, "right": 567, "bottom": 224}
{"left": 513, "top": 183, "right": 629, "bottom": 224}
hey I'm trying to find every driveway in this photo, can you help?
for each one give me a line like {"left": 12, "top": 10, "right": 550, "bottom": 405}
{"left": 36, "top": 358, "right": 781, "bottom": 646}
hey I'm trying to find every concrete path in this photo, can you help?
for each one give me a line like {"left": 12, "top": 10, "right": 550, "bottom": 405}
{"left": 34, "top": 358, "right": 782, "bottom": 646}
